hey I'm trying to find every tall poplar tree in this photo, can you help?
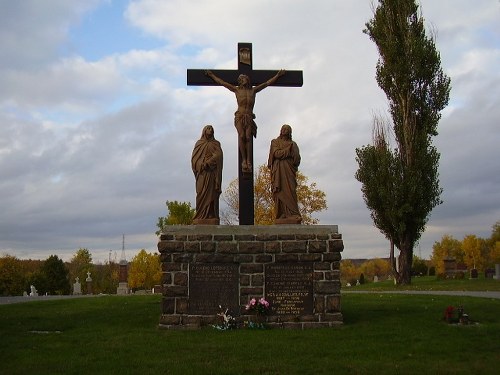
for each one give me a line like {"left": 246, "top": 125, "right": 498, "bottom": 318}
{"left": 356, "top": 0, "right": 451, "bottom": 284}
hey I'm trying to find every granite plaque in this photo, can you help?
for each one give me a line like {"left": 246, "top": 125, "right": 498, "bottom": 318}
{"left": 188, "top": 263, "right": 239, "bottom": 315}
{"left": 265, "top": 263, "right": 313, "bottom": 315}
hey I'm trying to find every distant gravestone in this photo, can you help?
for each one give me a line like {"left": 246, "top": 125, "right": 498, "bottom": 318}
{"left": 470, "top": 269, "right": 478, "bottom": 279}
{"left": 495, "top": 264, "right": 500, "bottom": 280}
{"left": 443, "top": 258, "right": 456, "bottom": 276}
{"left": 86, "top": 271, "right": 93, "bottom": 295}
{"left": 485, "top": 269, "right": 495, "bottom": 279}
{"left": 73, "top": 277, "right": 82, "bottom": 295}
{"left": 373, "top": 275, "right": 379, "bottom": 283}
{"left": 30, "top": 285, "right": 38, "bottom": 297}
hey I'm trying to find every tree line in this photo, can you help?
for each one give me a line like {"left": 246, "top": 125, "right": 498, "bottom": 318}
{"left": 0, "top": 248, "right": 161, "bottom": 297}
{"left": 431, "top": 221, "right": 500, "bottom": 274}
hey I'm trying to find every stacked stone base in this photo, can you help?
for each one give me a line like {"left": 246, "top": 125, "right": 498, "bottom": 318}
{"left": 158, "top": 225, "right": 343, "bottom": 329}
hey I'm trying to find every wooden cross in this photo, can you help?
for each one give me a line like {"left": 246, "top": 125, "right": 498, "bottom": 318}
{"left": 187, "top": 42, "right": 303, "bottom": 225}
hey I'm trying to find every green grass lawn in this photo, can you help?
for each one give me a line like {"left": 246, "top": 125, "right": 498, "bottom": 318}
{"left": 1, "top": 290, "right": 499, "bottom": 375}
{"left": 347, "top": 275, "right": 500, "bottom": 292}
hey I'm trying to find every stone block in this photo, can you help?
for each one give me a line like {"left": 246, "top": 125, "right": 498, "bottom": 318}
{"left": 328, "top": 239, "right": 344, "bottom": 252}
{"left": 326, "top": 295, "right": 341, "bottom": 313}
{"left": 162, "top": 298, "right": 175, "bottom": 314}
{"left": 184, "top": 241, "right": 201, "bottom": 253}
{"left": 240, "top": 287, "right": 263, "bottom": 295}
{"left": 162, "top": 273, "right": 172, "bottom": 285}
{"left": 176, "top": 298, "right": 189, "bottom": 314}
{"left": 300, "top": 253, "right": 322, "bottom": 262}
{"left": 158, "top": 241, "right": 184, "bottom": 253}
{"left": 277, "top": 234, "right": 296, "bottom": 240}
{"left": 159, "top": 315, "right": 180, "bottom": 325}
{"left": 314, "top": 296, "right": 325, "bottom": 314}
{"left": 214, "top": 234, "right": 233, "bottom": 241}
{"left": 173, "top": 253, "right": 193, "bottom": 263}
{"left": 189, "top": 234, "right": 212, "bottom": 241}
{"left": 322, "top": 252, "right": 341, "bottom": 261}
{"left": 264, "top": 241, "right": 281, "bottom": 253}
{"left": 182, "top": 316, "right": 201, "bottom": 326}
{"left": 235, "top": 255, "right": 253, "bottom": 263}
{"left": 321, "top": 312, "right": 343, "bottom": 323}
{"left": 195, "top": 254, "right": 234, "bottom": 263}
{"left": 159, "top": 253, "right": 172, "bottom": 262}
{"left": 314, "top": 262, "right": 332, "bottom": 271}
{"left": 217, "top": 242, "right": 238, "bottom": 254}
{"left": 239, "top": 274, "right": 250, "bottom": 286}
{"left": 164, "top": 286, "right": 188, "bottom": 297}
{"left": 162, "top": 263, "right": 181, "bottom": 272}
{"left": 239, "top": 241, "right": 264, "bottom": 254}
{"left": 282, "top": 240, "right": 307, "bottom": 253}
{"left": 256, "top": 233, "right": 278, "bottom": 241}
{"left": 174, "top": 272, "right": 188, "bottom": 286}
{"left": 240, "top": 263, "right": 263, "bottom": 273}
{"left": 234, "top": 234, "right": 255, "bottom": 241}
{"left": 308, "top": 240, "right": 327, "bottom": 253}
{"left": 325, "top": 270, "right": 340, "bottom": 280}
{"left": 255, "top": 254, "right": 273, "bottom": 263}
{"left": 159, "top": 233, "right": 174, "bottom": 241}
{"left": 275, "top": 254, "right": 299, "bottom": 262}
{"left": 299, "top": 315, "right": 318, "bottom": 322}
{"left": 251, "top": 274, "right": 264, "bottom": 286}
{"left": 314, "top": 281, "right": 340, "bottom": 294}
{"left": 296, "top": 234, "right": 316, "bottom": 240}
{"left": 200, "top": 242, "right": 216, "bottom": 253}
{"left": 313, "top": 271, "right": 324, "bottom": 281}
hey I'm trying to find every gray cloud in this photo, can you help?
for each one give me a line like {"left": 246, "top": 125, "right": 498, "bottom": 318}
{"left": 1, "top": 0, "right": 499, "bottom": 262}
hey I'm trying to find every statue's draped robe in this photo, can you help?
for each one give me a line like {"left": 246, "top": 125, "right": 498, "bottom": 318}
{"left": 191, "top": 135, "right": 223, "bottom": 223}
{"left": 268, "top": 136, "right": 301, "bottom": 221}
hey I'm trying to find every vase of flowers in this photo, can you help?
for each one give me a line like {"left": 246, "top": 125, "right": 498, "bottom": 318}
{"left": 245, "top": 297, "right": 270, "bottom": 328}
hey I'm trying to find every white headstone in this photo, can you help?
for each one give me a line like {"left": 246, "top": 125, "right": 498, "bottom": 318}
{"left": 73, "top": 277, "right": 82, "bottom": 295}
{"left": 30, "top": 285, "right": 38, "bottom": 297}
{"left": 373, "top": 275, "right": 379, "bottom": 283}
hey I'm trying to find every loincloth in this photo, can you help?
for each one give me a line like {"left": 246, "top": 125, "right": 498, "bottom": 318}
{"left": 234, "top": 111, "right": 257, "bottom": 137}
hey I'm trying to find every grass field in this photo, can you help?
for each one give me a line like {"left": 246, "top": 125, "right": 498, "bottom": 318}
{"left": 1, "top": 280, "right": 499, "bottom": 375}
{"left": 348, "top": 275, "right": 500, "bottom": 291}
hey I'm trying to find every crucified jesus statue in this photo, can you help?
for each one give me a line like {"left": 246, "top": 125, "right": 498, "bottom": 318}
{"left": 205, "top": 69, "right": 285, "bottom": 172}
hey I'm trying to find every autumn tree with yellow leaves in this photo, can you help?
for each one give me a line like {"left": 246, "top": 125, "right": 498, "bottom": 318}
{"left": 222, "top": 164, "right": 327, "bottom": 225}
{"left": 128, "top": 249, "right": 162, "bottom": 291}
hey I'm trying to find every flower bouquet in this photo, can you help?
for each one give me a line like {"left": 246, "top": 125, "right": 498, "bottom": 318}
{"left": 244, "top": 297, "right": 270, "bottom": 329}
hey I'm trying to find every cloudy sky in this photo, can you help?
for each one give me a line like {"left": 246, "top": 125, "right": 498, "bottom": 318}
{"left": 1, "top": 0, "right": 499, "bottom": 263}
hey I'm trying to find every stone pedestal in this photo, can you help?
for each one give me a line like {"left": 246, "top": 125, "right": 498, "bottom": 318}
{"left": 117, "top": 282, "right": 129, "bottom": 295}
{"left": 117, "top": 260, "right": 129, "bottom": 295}
{"left": 158, "top": 225, "right": 343, "bottom": 329}
{"left": 86, "top": 273, "right": 93, "bottom": 295}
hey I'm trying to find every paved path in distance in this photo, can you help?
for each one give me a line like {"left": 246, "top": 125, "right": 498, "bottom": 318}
{"left": 0, "top": 294, "right": 103, "bottom": 305}
{"left": 342, "top": 290, "right": 500, "bottom": 299}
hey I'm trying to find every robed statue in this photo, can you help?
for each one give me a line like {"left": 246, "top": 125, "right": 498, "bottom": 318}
{"left": 191, "top": 125, "right": 223, "bottom": 225}
{"left": 268, "top": 124, "right": 302, "bottom": 224}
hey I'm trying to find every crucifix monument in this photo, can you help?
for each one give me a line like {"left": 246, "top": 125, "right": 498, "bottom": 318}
{"left": 187, "top": 43, "right": 303, "bottom": 225}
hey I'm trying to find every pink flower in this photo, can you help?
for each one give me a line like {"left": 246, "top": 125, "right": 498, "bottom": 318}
{"left": 259, "top": 298, "right": 269, "bottom": 308}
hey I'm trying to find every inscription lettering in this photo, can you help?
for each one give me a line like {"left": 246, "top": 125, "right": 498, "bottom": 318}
{"left": 265, "top": 263, "right": 313, "bottom": 315}
{"left": 189, "top": 263, "right": 239, "bottom": 315}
